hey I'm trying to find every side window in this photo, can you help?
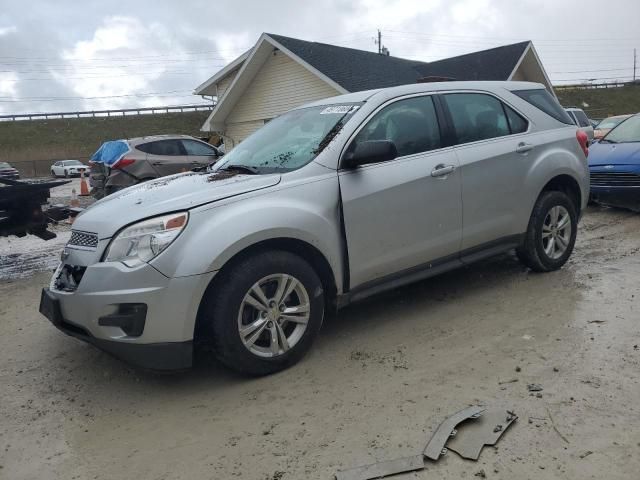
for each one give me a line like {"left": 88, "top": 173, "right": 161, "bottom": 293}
{"left": 504, "top": 104, "right": 528, "bottom": 134}
{"left": 143, "top": 140, "right": 184, "bottom": 156}
{"left": 443, "top": 93, "right": 511, "bottom": 144}
{"left": 350, "top": 96, "right": 441, "bottom": 158}
{"left": 181, "top": 139, "right": 218, "bottom": 156}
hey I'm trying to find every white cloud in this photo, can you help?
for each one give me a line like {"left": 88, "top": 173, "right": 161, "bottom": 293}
{"left": 0, "top": 25, "right": 17, "bottom": 36}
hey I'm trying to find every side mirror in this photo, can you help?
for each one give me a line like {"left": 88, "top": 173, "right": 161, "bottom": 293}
{"left": 342, "top": 140, "right": 398, "bottom": 169}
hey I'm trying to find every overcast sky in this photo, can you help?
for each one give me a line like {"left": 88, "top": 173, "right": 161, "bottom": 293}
{"left": 0, "top": 0, "right": 639, "bottom": 115}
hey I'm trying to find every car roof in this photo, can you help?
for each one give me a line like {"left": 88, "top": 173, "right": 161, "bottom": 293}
{"left": 298, "top": 81, "right": 546, "bottom": 109}
{"left": 127, "top": 134, "right": 198, "bottom": 145}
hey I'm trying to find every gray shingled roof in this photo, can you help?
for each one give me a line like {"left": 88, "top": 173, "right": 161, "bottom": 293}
{"left": 267, "top": 33, "right": 530, "bottom": 92}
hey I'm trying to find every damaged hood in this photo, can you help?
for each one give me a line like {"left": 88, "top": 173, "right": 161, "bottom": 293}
{"left": 75, "top": 172, "right": 281, "bottom": 238}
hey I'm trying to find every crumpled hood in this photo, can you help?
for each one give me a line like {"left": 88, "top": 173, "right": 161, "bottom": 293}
{"left": 74, "top": 171, "right": 281, "bottom": 238}
{"left": 589, "top": 141, "right": 640, "bottom": 167}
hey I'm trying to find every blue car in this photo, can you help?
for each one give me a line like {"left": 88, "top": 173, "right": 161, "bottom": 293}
{"left": 589, "top": 113, "right": 640, "bottom": 211}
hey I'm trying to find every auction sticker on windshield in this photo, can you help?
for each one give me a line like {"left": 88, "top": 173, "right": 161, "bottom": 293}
{"left": 320, "top": 105, "right": 360, "bottom": 114}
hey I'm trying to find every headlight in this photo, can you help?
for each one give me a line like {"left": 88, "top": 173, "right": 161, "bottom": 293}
{"left": 104, "top": 212, "right": 188, "bottom": 267}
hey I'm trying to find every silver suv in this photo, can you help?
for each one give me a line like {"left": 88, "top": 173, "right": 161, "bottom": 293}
{"left": 40, "top": 81, "right": 589, "bottom": 375}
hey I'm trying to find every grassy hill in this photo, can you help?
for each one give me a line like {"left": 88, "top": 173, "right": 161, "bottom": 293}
{"left": 556, "top": 84, "right": 640, "bottom": 119}
{"left": 0, "top": 111, "right": 211, "bottom": 176}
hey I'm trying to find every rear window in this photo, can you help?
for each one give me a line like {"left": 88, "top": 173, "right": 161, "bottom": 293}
{"left": 512, "top": 89, "right": 574, "bottom": 125}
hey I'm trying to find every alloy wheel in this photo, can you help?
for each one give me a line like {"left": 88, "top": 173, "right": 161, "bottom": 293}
{"left": 237, "top": 273, "right": 310, "bottom": 358}
{"left": 542, "top": 205, "right": 572, "bottom": 259}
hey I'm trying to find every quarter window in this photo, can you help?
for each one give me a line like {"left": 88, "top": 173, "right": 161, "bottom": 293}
{"left": 573, "top": 110, "right": 591, "bottom": 127}
{"left": 350, "top": 96, "right": 442, "bottom": 158}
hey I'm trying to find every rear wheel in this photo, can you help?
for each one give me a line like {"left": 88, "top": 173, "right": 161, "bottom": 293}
{"left": 517, "top": 191, "right": 577, "bottom": 272}
{"left": 200, "top": 250, "right": 324, "bottom": 376}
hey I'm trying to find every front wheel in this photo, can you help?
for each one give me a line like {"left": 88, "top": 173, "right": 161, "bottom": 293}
{"left": 64, "top": 170, "right": 69, "bottom": 178}
{"left": 517, "top": 191, "right": 577, "bottom": 272}
{"left": 200, "top": 251, "right": 325, "bottom": 376}
{"left": 51, "top": 170, "right": 56, "bottom": 178}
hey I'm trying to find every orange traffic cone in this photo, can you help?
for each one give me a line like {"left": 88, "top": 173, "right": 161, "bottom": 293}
{"left": 79, "top": 170, "right": 90, "bottom": 196}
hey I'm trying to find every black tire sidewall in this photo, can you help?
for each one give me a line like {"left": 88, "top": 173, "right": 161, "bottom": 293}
{"left": 206, "top": 251, "right": 324, "bottom": 375}
{"left": 532, "top": 192, "right": 577, "bottom": 270}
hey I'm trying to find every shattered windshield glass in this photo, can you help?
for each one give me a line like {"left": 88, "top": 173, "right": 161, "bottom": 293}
{"left": 213, "top": 103, "right": 362, "bottom": 174}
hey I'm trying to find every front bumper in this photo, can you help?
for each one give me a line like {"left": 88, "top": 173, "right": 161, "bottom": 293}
{"left": 40, "top": 259, "right": 215, "bottom": 370}
{"left": 590, "top": 186, "right": 640, "bottom": 211}
{"left": 40, "top": 288, "right": 192, "bottom": 370}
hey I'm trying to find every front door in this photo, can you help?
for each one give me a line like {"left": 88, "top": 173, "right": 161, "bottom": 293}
{"left": 145, "top": 139, "right": 190, "bottom": 176}
{"left": 339, "top": 95, "right": 463, "bottom": 289}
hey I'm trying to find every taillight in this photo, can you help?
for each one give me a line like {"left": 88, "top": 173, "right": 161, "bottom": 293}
{"left": 114, "top": 158, "right": 135, "bottom": 169}
{"left": 576, "top": 130, "right": 589, "bottom": 158}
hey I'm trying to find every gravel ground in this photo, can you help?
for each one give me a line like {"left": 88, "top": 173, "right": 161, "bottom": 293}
{"left": 1, "top": 206, "right": 639, "bottom": 479}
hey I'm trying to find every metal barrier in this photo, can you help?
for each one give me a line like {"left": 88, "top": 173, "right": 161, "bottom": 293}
{"left": 0, "top": 104, "right": 214, "bottom": 122}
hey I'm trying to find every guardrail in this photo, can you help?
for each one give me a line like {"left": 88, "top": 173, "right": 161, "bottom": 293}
{"left": 0, "top": 104, "right": 215, "bottom": 122}
{"left": 555, "top": 80, "right": 640, "bottom": 91}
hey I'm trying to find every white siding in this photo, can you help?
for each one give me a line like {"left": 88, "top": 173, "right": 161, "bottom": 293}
{"left": 224, "top": 50, "right": 340, "bottom": 142}
{"left": 224, "top": 120, "right": 266, "bottom": 148}
{"left": 216, "top": 70, "right": 238, "bottom": 100}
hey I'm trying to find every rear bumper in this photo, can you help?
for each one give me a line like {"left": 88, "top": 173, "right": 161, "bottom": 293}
{"left": 40, "top": 288, "right": 193, "bottom": 370}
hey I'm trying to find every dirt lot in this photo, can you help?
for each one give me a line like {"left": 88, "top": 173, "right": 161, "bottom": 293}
{"left": 1, "top": 206, "right": 640, "bottom": 480}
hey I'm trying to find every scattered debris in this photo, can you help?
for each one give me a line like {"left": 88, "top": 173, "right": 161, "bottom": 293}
{"left": 546, "top": 406, "right": 570, "bottom": 444}
{"left": 335, "top": 455, "right": 425, "bottom": 480}
{"left": 446, "top": 410, "right": 518, "bottom": 461}
{"left": 424, "top": 406, "right": 486, "bottom": 461}
{"left": 588, "top": 320, "right": 606, "bottom": 324}
{"left": 515, "top": 366, "right": 522, "bottom": 372}
{"left": 498, "top": 378, "right": 519, "bottom": 385}
{"left": 553, "top": 367, "right": 560, "bottom": 372}
{"left": 527, "top": 384, "right": 543, "bottom": 392}
{"left": 579, "top": 450, "right": 593, "bottom": 459}
{"left": 474, "top": 469, "right": 486, "bottom": 478}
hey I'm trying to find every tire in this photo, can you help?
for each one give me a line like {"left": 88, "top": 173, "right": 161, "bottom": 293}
{"left": 200, "top": 250, "right": 325, "bottom": 376}
{"left": 51, "top": 170, "right": 56, "bottom": 178}
{"left": 64, "top": 170, "right": 69, "bottom": 178}
{"left": 516, "top": 190, "right": 578, "bottom": 272}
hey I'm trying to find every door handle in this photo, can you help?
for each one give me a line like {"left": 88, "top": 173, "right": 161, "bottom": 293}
{"left": 515, "top": 142, "right": 534, "bottom": 154}
{"left": 431, "top": 164, "right": 456, "bottom": 178}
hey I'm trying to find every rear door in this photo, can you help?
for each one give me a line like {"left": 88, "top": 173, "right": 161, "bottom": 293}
{"left": 180, "top": 139, "right": 220, "bottom": 168}
{"left": 143, "top": 140, "right": 189, "bottom": 175}
{"left": 339, "top": 94, "right": 463, "bottom": 288}
{"left": 440, "top": 92, "right": 534, "bottom": 250}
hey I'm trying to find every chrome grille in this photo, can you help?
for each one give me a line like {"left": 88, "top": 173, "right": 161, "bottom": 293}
{"left": 590, "top": 172, "right": 640, "bottom": 187}
{"left": 68, "top": 230, "right": 98, "bottom": 250}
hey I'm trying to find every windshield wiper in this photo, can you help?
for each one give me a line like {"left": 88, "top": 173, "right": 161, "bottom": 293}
{"left": 600, "top": 138, "right": 617, "bottom": 144}
{"left": 219, "top": 164, "right": 259, "bottom": 175}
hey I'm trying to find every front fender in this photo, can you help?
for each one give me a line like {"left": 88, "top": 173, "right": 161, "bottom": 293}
{"left": 150, "top": 174, "right": 345, "bottom": 293}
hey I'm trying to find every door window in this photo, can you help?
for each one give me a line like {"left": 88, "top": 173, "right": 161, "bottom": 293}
{"left": 443, "top": 93, "right": 515, "bottom": 144}
{"left": 181, "top": 139, "right": 218, "bottom": 156}
{"left": 504, "top": 104, "right": 528, "bottom": 134}
{"left": 137, "top": 140, "right": 184, "bottom": 156}
{"left": 350, "top": 96, "right": 442, "bottom": 158}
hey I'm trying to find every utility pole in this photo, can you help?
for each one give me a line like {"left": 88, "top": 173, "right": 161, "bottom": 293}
{"left": 377, "top": 29, "right": 382, "bottom": 54}
{"left": 634, "top": 48, "right": 637, "bottom": 82}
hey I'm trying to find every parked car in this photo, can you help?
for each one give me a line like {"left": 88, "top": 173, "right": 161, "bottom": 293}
{"left": 40, "top": 81, "right": 589, "bottom": 375}
{"left": 89, "top": 135, "right": 222, "bottom": 198}
{"left": 589, "top": 113, "right": 640, "bottom": 211}
{"left": 565, "top": 107, "right": 595, "bottom": 141}
{"left": 50, "top": 160, "right": 89, "bottom": 178}
{"left": 593, "top": 114, "right": 632, "bottom": 140}
{"left": 0, "top": 162, "right": 20, "bottom": 180}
